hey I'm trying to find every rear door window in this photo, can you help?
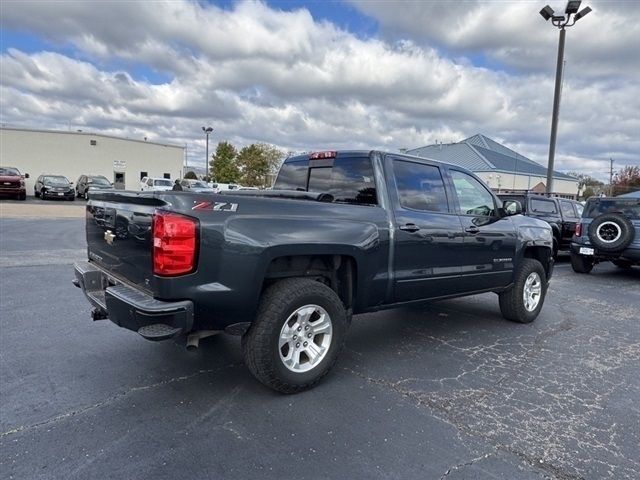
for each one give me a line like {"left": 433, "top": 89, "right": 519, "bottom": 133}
{"left": 393, "top": 160, "right": 449, "bottom": 212}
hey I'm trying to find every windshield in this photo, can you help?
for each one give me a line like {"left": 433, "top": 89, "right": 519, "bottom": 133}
{"left": 43, "top": 176, "right": 70, "bottom": 186}
{"left": 192, "top": 181, "right": 208, "bottom": 188}
{"left": 0, "top": 167, "right": 20, "bottom": 176}
{"left": 90, "top": 176, "right": 110, "bottom": 185}
{"left": 154, "top": 179, "right": 172, "bottom": 187}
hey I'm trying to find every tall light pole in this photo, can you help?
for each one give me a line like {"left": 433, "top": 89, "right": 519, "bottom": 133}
{"left": 539, "top": 1, "right": 591, "bottom": 195}
{"left": 202, "top": 126, "right": 213, "bottom": 175}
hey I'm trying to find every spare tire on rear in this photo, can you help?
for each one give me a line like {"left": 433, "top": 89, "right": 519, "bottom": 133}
{"left": 587, "top": 213, "right": 635, "bottom": 252}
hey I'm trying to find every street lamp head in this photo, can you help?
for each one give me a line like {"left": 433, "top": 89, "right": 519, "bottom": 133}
{"left": 539, "top": 5, "right": 554, "bottom": 21}
{"left": 202, "top": 126, "right": 213, "bottom": 134}
{"left": 565, "top": 0, "right": 582, "bottom": 15}
{"left": 574, "top": 6, "right": 592, "bottom": 21}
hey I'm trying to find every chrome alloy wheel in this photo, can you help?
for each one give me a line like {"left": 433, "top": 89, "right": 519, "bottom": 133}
{"left": 596, "top": 221, "right": 622, "bottom": 244}
{"left": 523, "top": 272, "right": 542, "bottom": 312}
{"left": 279, "top": 304, "right": 333, "bottom": 373}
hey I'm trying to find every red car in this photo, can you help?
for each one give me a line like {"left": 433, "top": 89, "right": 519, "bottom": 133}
{"left": 0, "top": 166, "right": 28, "bottom": 200}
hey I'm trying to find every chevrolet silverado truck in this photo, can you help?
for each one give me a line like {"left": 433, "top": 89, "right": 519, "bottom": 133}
{"left": 74, "top": 150, "right": 553, "bottom": 393}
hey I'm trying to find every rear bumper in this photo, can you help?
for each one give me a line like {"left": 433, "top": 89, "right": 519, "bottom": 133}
{"left": 570, "top": 242, "right": 640, "bottom": 262}
{"left": 73, "top": 262, "right": 194, "bottom": 340}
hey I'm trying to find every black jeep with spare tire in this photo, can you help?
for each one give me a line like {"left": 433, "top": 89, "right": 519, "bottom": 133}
{"left": 73, "top": 150, "right": 554, "bottom": 393}
{"left": 570, "top": 196, "right": 640, "bottom": 273}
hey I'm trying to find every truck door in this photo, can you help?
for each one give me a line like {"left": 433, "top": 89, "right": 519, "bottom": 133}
{"left": 388, "top": 157, "right": 465, "bottom": 302}
{"left": 448, "top": 169, "right": 517, "bottom": 291}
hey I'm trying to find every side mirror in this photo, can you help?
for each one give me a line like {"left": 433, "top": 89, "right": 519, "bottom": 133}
{"left": 24, "top": 173, "right": 30, "bottom": 179}
{"left": 503, "top": 200, "right": 522, "bottom": 215}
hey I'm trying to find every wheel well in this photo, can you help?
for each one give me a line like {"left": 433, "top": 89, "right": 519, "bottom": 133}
{"left": 523, "top": 246, "right": 552, "bottom": 276}
{"left": 263, "top": 255, "right": 356, "bottom": 309}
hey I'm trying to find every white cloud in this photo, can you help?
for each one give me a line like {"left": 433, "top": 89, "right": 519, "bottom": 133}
{"left": 0, "top": 0, "right": 637, "bottom": 179}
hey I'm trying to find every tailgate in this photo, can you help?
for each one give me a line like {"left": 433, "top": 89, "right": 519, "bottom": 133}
{"left": 86, "top": 192, "right": 166, "bottom": 291}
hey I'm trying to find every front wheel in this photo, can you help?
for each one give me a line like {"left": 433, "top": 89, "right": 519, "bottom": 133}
{"left": 570, "top": 252, "right": 594, "bottom": 274}
{"left": 498, "top": 258, "right": 547, "bottom": 324}
{"left": 242, "top": 278, "right": 349, "bottom": 393}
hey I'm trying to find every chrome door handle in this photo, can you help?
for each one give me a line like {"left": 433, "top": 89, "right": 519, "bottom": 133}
{"left": 399, "top": 223, "right": 420, "bottom": 233}
{"left": 465, "top": 226, "right": 480, "bottom": 234}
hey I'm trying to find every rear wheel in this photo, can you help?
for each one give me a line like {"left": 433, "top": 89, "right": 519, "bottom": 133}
{"left": 242, "top": 278, "right": 349, "bottom": 393}
{"left": 41, "top": 189, "right": 46, "bottom": 200}
{"left": 570, "top": 252, "right": 594, "bottom": 274}
{"left": 19, "top": 193, "right": 26, "bottom": 201}
{"left": 499, "top": 258, "right": 547, "bottom": 323}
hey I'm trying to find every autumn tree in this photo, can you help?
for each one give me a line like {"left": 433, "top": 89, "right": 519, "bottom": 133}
{"left": 612, "top": 165, "right": 640, "bottom": 196}
{"left": 237, "top": 143, "right": 285, "bottom": 187}
{"left": 210, "top": 141, "right": 240, "bottom": 183}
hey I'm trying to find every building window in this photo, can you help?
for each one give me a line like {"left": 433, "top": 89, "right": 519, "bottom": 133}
{"left": 90, "top": 140, "right": 97, "bottom": 146}
{"left": 163, "top": 173, "right": 170, "bottom": 179}
{"left": 140, "top": 171, "right": 148, "bottom": 180}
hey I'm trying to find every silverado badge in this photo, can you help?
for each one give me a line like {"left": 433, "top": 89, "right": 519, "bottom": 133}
{"left": 104, "top": 230, "right": 115, "bottom": 245}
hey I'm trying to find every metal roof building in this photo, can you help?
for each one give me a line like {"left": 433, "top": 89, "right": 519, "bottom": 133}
{"left": 407, "top": 134, "right": 579, "bottom": 198}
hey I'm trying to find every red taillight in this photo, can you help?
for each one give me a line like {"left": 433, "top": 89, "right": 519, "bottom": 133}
{"left": 153, "top": 211, "right": 198, "bottom": 276}
{"left": 575, "top": 223, "right": 582, "bottom": 237}
{"left": 309, "top": 151, "right": 337, "bottom": 159}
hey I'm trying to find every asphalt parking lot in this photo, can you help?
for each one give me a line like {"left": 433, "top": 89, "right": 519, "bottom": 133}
{"left": 1, "top": 205, "right": 639, "bottom": 479}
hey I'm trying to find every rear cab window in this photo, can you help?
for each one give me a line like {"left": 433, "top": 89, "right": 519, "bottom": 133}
{"left": 584, "top": 199, "right": 640, "bottom": 219}
{"left": 530, "top": 198, "right": 558, "bottom": 215}
{"left": 274, "top": 155, "right": 377, "bottom": 206}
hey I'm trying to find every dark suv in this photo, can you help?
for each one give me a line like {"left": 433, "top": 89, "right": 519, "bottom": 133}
{"left": 76, "top": 175, "right": 113, "bottom": 199}
{"left": 570, "top": 196, "right": 640, "bottom": 273}
{"left": 498, "top": 193, "right": 583, "bottom": 257}
{"left": 34, "top": 175, "right": 75, "bottom": 201}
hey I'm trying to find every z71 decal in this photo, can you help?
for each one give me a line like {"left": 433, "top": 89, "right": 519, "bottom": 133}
{"left": 192, "top": 201, "right": 238, "bottom": 212}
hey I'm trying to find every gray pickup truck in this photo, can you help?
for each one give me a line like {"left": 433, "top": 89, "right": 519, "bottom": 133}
{"left": 74, "top": 150, "right": 553, "bottom": 393}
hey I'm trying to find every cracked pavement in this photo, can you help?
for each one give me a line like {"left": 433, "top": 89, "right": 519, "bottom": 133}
{"left": 1, "top": 216, "right": 638, "bottom": 479}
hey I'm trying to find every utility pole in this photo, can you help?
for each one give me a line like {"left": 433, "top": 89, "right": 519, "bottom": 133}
{"left": 609, "top": 158, "right": 614, "bottom": 196}
{"left": 539, "top": 2, "right": 592, "bottom": 195}
{"left": 202, "top": 126, "right": 213, "bottom": 175}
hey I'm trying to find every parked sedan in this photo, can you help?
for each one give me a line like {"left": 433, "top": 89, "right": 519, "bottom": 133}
{"left": 34, "top": 175, "right": 75, "bottom": 201}
{"left": 76, "top": 175, "right": 113, "bottom": 199}
{"left": 140, "top": 177, "right": 173, "bottom": 192}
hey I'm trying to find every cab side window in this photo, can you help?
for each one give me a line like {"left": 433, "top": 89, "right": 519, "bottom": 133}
{"left": 393, "top": 160, "right": 449, "bottom": 213}
{"left": 560, "top": 200, "right": 576, "bottom": 217}
{"left": 450, "top": 170, "right": 495, "bottom": 216}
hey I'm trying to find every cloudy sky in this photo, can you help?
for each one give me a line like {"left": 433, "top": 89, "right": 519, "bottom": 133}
{"left": 1, "top": 0, "right": 638, "bottom": 180}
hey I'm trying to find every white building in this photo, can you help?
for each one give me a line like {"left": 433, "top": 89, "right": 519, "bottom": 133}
{"left": 0, "top": 126, "right": 185, "bottom": 195}
{"left": 407, "top": 134, "right": 580, "bottom": 199}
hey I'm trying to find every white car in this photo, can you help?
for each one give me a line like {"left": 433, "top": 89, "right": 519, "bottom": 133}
{"left": 141, "top": 177, "right": 174, "bottom": 191}
{"left": 210, "top": 182, "right": 241, "bottom": 193}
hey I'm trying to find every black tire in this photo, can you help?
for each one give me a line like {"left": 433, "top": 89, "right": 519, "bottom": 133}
{"left": 552, "top": 237, "right": 559, "bottom": 259}
{"left": 34, "top": 190, "right": 40, "bottom": 198}
{"left": 570, "top": 252, "right": 594, "bottom": 274}
{"left": 587, "top": 213, "right": 635, "bottom": 252}
{"left": 612, "top": 259, "right": 632, "bottom": 269}
{"left": 498, "top": 258, "right": 547, "bottom": 323}
{"left": 76, "top": 189, "right": 81, "bottom": 198}
{"left": 41, "top": 190, "right": 46, "bottom": 200}
{"left": 242, "top": 278, "right": 349, "bottom": 393}
{"left": 19, "top": 193, "right": 26, "bottom": 201}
